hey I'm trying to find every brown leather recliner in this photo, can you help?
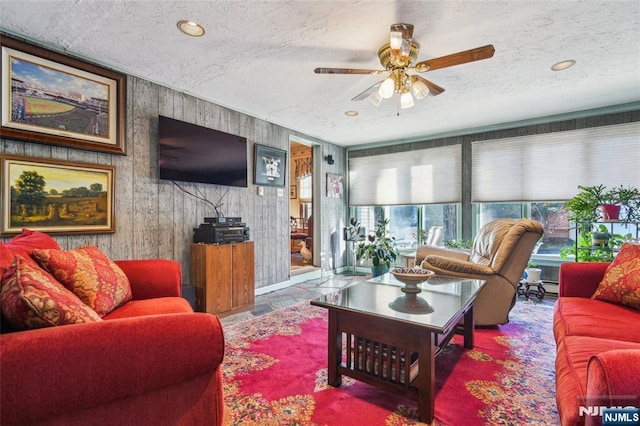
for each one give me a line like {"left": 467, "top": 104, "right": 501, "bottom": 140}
{"left": 415, "top": 219, "right": 544, "bottom": 326}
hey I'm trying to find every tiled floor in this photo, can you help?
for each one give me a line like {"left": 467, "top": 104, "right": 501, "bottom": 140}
{"left": 219, "top": 272, "right": 370, "bottom": 327}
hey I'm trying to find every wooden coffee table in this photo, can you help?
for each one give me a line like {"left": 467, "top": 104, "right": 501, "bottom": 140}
{"left": 311, "top": 274, "right": 485, "bottom": 423}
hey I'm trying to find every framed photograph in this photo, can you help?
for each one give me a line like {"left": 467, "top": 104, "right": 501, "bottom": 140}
{"left": 327, "top": 173, "right": 344, "bottom": 198}
{"left": 290, "top": 184, "right": 297, "bottom": 199}
{"left": 1, "top": 35, "right": 126, "bottom": 154}
{"left": 254, "top": 144, "right": 287, "bottom": 187}
{"left": 1, "top": 154, "right": 115, "bottom": 236}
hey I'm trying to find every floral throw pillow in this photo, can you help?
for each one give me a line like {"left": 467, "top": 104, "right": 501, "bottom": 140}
{"left": 592, "top": 243, "right": 640, "bottom": 310}
{"left": 0, "top": 258, "right": 102, "bottom": 330}
{"left": 32, "top": 246, "right": 132, "bottom": 317}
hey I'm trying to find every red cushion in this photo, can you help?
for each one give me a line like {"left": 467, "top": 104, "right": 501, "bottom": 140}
{"left": 0, "top": 258, "right": 102, "bottom": 330}
{"left": 555, "top": 335, "right": 640, "bottom": 426}
{"left": 0, "top": 243, "right": 14, "bottom": 275}
{"left": 114, "top": 259, "right": 182, "bottom": 299}
{"left": 103, "top": 297, "right": 193, "bottom": 320}
{"left": 586, "top": 349, "right": 640, "bottom": 410}
{"left": 592, "top": 243, "right": 640, "bottom": 310}
{"left": 32, "top": 246, "right": 132, "bottom": 317}
{"left": 554, "top": 297, "right": 640, "bottom": 344}
{"left": 1, "top": 229, "right": 61, "bottom": 275}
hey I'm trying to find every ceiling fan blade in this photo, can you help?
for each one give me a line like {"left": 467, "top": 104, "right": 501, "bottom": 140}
{"left": 415, "top": 44, "right": 495, "bottom": 73}
{"left": 414, "top": 75, "right": 445, "bottom": 96}
{"left": 351, "top": 80, "right": 384, "bottom": 101}
{"left": 314, "top": 67, "right": 383, "bottom": 75}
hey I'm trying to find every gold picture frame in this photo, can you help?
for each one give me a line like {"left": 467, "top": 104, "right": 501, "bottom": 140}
{"left": 0, "top": 154, "right": 115, "bottom": 236}
{"left": 0, "top": 34, "right": 126, "bottom": 154}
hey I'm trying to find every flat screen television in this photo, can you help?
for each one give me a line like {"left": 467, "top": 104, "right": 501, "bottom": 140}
{"left": 158, "top": 116, "right": 248, "bottom": 187}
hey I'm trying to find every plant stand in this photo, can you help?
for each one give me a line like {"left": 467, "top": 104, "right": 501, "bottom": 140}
{"left": 517, "top": 279, "right": 546, "bottom": 301}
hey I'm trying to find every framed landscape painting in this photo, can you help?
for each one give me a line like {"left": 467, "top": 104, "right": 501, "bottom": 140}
{"left": 0, "top": 35, "right": 126, "bottom": 154}
{"left": 254, "top": 144, "right": 287, "bottom": 187}
{"left": 0, "top": 155, "right": 115, "bottom": 236}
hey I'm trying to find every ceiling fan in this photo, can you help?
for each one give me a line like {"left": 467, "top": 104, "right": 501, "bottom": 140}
{"left": 314, "top": 24, "right": 495, "bottom": 110}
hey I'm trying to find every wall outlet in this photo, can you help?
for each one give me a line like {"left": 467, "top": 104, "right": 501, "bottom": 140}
{"left": 257, "top": 187, "right": 264, "bottom": 196}
{"left": 277, "top": 188, "right": 284, "bottom": 197}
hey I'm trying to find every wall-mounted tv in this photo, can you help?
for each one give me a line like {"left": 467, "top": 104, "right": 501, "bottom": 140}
{"left": 158, "top": 116, "right": 248, "bottom": 187}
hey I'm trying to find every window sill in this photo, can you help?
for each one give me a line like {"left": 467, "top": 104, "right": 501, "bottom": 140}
{"left": 530, "top": 254, "right": 570, "bottom": 267}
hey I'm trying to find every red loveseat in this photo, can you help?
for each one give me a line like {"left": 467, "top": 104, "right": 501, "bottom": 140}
{"left": 1, "top": 231, "right": 225, "bottom": 425}
{"left": 553, "top": 261, "right": 640, "bottom": 426}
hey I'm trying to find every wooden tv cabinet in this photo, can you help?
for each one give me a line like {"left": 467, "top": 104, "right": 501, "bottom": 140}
{"left": 190, "top": 242, "right": 255, "bottom": 316}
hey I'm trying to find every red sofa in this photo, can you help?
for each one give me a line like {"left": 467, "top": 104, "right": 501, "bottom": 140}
{"left": 1, "top": 232, "right": 225, "bottom": 425}
{"left": 553, "top": 262, "right": 640, "bottom": 426}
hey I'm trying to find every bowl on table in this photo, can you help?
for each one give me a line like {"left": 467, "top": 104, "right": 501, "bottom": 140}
{"left": 390, "top": 267, "right": 435, "bottom": 293}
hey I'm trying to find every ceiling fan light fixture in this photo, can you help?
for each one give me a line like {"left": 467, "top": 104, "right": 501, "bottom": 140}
{"left": 400, "top": 91, "right": 415, "bottom": 109}
{"left": 390, "top": 31, "right": 402, "bottom": 50}
{"left": 411, "top": 78, "right": 430, "bottom": 100}
{"left": 379, "top": 77, "right": 395, "bottom": 99}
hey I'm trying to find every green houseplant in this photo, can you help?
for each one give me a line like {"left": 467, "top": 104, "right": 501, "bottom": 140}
{"left": 562, "top": 184, "right": 639, "bottom": 262}
{"left": 565, "top": 185, "right": 640, "bottom": 229}
{"left": 355, "top": 219, "right": 398, "bottom": 276}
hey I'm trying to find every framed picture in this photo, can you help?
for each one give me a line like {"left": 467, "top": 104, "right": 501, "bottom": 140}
{"left": 1, "top": 154, "right": 115, "bottom": 236}
{"left": 290, "top": 184, "right": 297, "bottom": 199}
{"left": 254, "top": 144, "right": 287, "bottom": 187}
{"left": 327, "top": 173, "right": 344, "bottom": 198}
{"left": 0, "top": 35, "right": 126, "bottom": 154}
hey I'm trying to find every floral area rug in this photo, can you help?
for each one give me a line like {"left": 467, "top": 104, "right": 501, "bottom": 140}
{"left": 221, "top": 297, "right": 558, "bottom": 425}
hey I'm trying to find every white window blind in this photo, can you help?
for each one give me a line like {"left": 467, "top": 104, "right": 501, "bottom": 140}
{"left": 471, "top": 122, "right": 640, "bottom": 202}
{"left": 349, "top": 144, "right": 462, "bottom": 206}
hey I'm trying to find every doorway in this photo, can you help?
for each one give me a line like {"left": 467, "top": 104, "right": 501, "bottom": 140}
{"left": 290, "top": 140, "right": 317, "bottom": 275}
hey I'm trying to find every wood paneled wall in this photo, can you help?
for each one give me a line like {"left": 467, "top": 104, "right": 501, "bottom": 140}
{"left": 2, "top": 75, "right": 348, "bottom": 290}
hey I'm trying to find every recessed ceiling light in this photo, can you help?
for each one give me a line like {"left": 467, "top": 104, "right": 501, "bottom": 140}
{"left": 551, "top": 60, "right": 576, "bottom": 71}
{"left": 344, "top": 111, "right": 358, "bottom": 117}
{"left": 177, "top": 20, "right": 205, "bottom": 37}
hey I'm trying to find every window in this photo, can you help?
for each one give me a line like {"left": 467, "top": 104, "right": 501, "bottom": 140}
{"left": 530, "top": 203, "right": 572, "bottom": 254}
{"left": 475, "top": 202, "right": 572, "bottom": 255}
{"left": 478, "top": 203, "right": 522, "bottom": 225}
{"left": 389, "top": 205, "right": 418, "bottom": 249}
{"left": 354, "top": 204, "right": 460, "bottom": 250}
{"left": 298, "top": 175, "right": 312, "bottom": 201}
{"left": 422, "top": 204, "right": 459, "bottom": 244}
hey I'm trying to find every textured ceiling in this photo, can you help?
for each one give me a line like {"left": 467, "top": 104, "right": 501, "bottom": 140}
{"left": 1, "top": 1, "right": 639, "bottom": 147}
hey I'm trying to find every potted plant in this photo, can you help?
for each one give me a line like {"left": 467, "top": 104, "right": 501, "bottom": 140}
{"left": 564, "top": 185, "right": 609, "bottom": 235}
{"left": 612, "top": 185, "right": 640, "bottom": 223}
{"left": 355, "top": 218, "right": 398, "bottom": 276}
{"left": 564, "top": 184, "right": 640, "bottom": 234}
{"left": 343, "top": 217, "right": 364, "bottom": 242}
{"left": 590, "top": 224, "right": 611, "bottom": 247}
{"left": 563, "top": 184, "right": 639, "bottom": 262}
